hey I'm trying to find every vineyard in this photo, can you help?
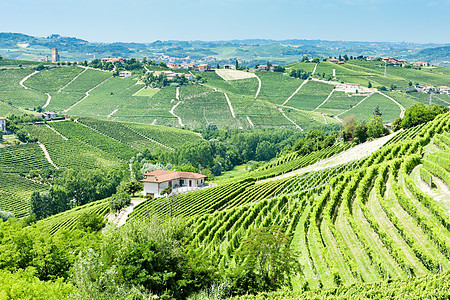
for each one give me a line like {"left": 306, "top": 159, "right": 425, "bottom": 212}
{"left": 124, "top": 111, "right": 450, "bottom": 293}
{"left": 40, "top": 198, "right": 110, "bottom": 234}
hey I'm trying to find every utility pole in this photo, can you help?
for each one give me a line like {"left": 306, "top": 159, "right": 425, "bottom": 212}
{"left": 429, "top": 91, "right": 433, "bottom": 105}
{"left": 384, "top": 62, "right": 387, "bottom": 77}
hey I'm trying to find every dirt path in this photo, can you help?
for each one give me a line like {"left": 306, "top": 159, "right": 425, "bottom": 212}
{"left": 321, "top": 113, "right": 328, "bottom": 124}
{"left": 312, "top": 63, "right": 318, "bottom": 75}
{"left": 259, "top": 132, "right": 397, "bottom": 183}
{"left": 37, "top": 142, "right": 59, "bottom": 169}
{"left": 254, "top": 74, "right": 261, "bottom": 99}
{"left": 107, "top": 199, "right": 146, "bottom": 227}
{"left": 314, "top": 89, "right": 335, "bottom": 111}
{"left": 58, "top": 68, "right": 87, "bottom": 93}
{"left": 336, "top": 93, "right": 374, "bottom": 118}
{"left": 170, "top": 101, "right": 184, "bottom": 126}
{"left": 19, "top": 70, "right": 39, "bottom": 89}
{"left": 224, "top": 93, "right": 236, "bottom": 118}
{"left": 125, "top": 125, "right": 174, "bottom": 151}
{"left": 64, "top": 76, "right": 111, "bottom": 112}
{"left": 310, "top": 78, "right": 340, "bottom": 85}
{"left": 246, "top": 116, "right": 254, "bottom": 128}
{"left": 377, "top": 91, "right": 406, "bottom": 118}
{"left": 132, "top": 86, "right": 146, "bottom": 96}
{"left": 283, "top": 78, "right": 309, "bottom": 106}
{"left": 277, "top": 107, "right": 303, "bottom": 130}
{"left": 40, "top": 93, "right": 52, "bottom": 109}
{"left": 45, "top": 123, "right": 68, "bottom": 140}
{"left": 107, "top": 109, "right": 118, "bottom": 118}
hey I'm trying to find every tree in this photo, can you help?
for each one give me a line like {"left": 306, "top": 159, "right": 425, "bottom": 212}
{"left": 342, "top": 115, "right": 357, "bottom": 140}
{"left": 232, "top": 226, "right": 301, "bottom": 293}
{"left": 343, "top": 54, "right": 349, "bottom": 61}
{"left": 353, "top": 121, "right": 368, "bottom": 144}
{"left": 312, "top": 57, "right": 320, "bottom": 63}
{"left": 409, "top": 81, "right": 413, "bottom": 87}
{"left": 368, "top": 81, "right": 372, "bottom": 88}
{"left": 373, "top": 105, "right": 382, "bottom": 117}
{"left": 77, "top": 213, "right": 106, "bottom": 232}
{"left": 122, "top": 181, "right": 143, "bottom": 197}
{"left": 366, "top": 115, "right": 388, "bottom": 139}
{"left": 235, "top": 59, "right": 239, "bottom": 70}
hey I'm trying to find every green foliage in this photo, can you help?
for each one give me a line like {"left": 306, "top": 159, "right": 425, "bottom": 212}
{"left": 109, "top": 192, "right": 132, "bottom": 212}
{"left": 0, "top": 268, "right": 75, "bottom": 300}
{"left": 231, "top": 227, "right": 301, "bottom": 294}
{"left": 401, "top": 103, "right": 449, "bottom": 129}
{"left": 76, "top": 213, "right": 106, "bottom": 232}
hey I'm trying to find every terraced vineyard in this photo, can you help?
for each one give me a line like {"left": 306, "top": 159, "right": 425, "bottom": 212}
{"left": 125, "top": 111, "right": 450, "bottom": 292}
{"left": 40, "top": 198, "right": 110, "bottom": 234}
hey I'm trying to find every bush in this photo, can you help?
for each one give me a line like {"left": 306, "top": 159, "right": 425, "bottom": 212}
{"left": 109, "top": 192, "right": 131, "bottom": 212}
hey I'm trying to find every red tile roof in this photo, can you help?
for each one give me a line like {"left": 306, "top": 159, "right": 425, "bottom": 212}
{"left": 141, "top": 170, "right": 207, "bottom": 183}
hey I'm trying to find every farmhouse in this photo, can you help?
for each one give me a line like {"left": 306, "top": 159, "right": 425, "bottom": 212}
{"left": 366, "top": 56, "right": 377, "bottom": 61}
{"left": 416, "top": 85, "right": 436, "bottom": 93}
{"left": 198, "top": 64, "right": 211, "bottom": 72}
{"left": 141, "top": 170, "right": 208, "bottom": 198}
{"left": 167, "top": 63, "right": 180, "bottom": 69}
{"left": 414, "top": 62, "right": 429, "bottom": 67}
{"left": 42, "top": 112, "right": 57, "bottom": 119}
{"left": 223, "top": 64, "right": 236, "bottom": 70}
{"left": 119, "top": 71, "right": 132, "bottom": 78}
{"left": 381, "top": 57, "right": 401, "bottom": 64}
{"left": 257, "top": 65, "right": 267, "bottom": 70}
{"left": 0, "top": 117, "right": 6, "bottom": 132}
{"left": 326, "top": 58, "right": 342, "bottom": 64}
{"left": 102, "top": 57, "right": 124, "bottom": 64}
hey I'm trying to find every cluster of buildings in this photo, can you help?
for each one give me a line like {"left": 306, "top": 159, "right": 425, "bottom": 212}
{"left": 152, "top": 70, "right": 194, "bottom": 80}
{"left": 167, "top": 62, "right": 212, "bottom": 72}
{"left": 256, "top": 64, "right": 280, "bottom": 71}
{"left": 101, "top": 57, "right": 125, "bottom": 64}
{"left": 141, "top": 170, "right": 208, "bottom": 198}
{"left": 34, "top": 111, "right": 57, "bottom": 119}
{"left": 416, "top": 85, "right": 450, "bottom": 94}
{"left": 119, "top": 71, "right": 132, "bottom": 78}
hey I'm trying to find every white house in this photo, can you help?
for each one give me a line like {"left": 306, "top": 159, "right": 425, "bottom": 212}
{"left": 119, "top": 71, "right": 132, "bottom": 78}
{"left": 141, "top": 170, "right": 207, "bottom": 198}
{"left": 0, "top": 117, "right": 6, "bottom": 132}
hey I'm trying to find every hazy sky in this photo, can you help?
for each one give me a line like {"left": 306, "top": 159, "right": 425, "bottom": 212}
{"left": 1, "top": 0, "right": 449, "bottom": 43}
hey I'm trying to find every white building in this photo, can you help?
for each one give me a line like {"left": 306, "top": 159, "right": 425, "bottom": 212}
{"left": 0, "top": 117, "right": 6, "bottom": 132}
{"left": 438, "top": 86, "right": 450, "bottom": 95}
{"left": 119, "top": 71, "right": 132, "bottom": 78}
{"left": 141, "top": 170, "right": 207, "bottom": 198}
{"left": 43, "top": 112, "right": 57, "bottom": 119}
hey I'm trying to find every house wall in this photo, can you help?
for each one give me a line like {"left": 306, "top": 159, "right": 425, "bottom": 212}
{"left": 0, "top": 120, "right": 5, "bottom": 131}
{"left": 143, "top": 182, "right": 160, "bottom": 197}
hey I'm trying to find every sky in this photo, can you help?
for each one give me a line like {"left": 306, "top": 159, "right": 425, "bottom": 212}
{"left": 1, "top": 0, "right": 449, "bottom": 44}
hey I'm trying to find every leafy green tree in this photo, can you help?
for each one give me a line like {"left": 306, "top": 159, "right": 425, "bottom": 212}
{"left": 373, "top": 105, "right": 382, "bottom": 116}
{"left": 109, "top": 192, "right": 131, "bottom": 212}
{"left": 122, "top": 181, "right": 143, "bottom": 197}
{"left": 366, "top": 115, "right": 388, "bottom": 139}
{"left": 368, "top": 81, "right": 372, "bottom": 88}
{"left": 402, "top": 103, "right": 448, "bottom": 129}
{"left": 161, "top": 186, "right": 173, "bottom": 195}
{"left": 231, "top": 226, "right": 301, "bottom": 294}
{"left": 353, "top": 121, "right": 368, "bottom": 144}
{"left": 77, "top": 213, "right": 106, "bottom": 232}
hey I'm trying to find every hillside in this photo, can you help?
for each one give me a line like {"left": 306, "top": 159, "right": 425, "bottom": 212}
{"left": 127, "top": 112, "right": 450, "bottom": 291}
{"left": 1, "top": 33, "right": 449, "bottom": 66}
{"left": 1, "top": 58, "right": 449, "bottom": 130}
{"left": 30, "top": 110, "right": 450, "bottom": 299}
